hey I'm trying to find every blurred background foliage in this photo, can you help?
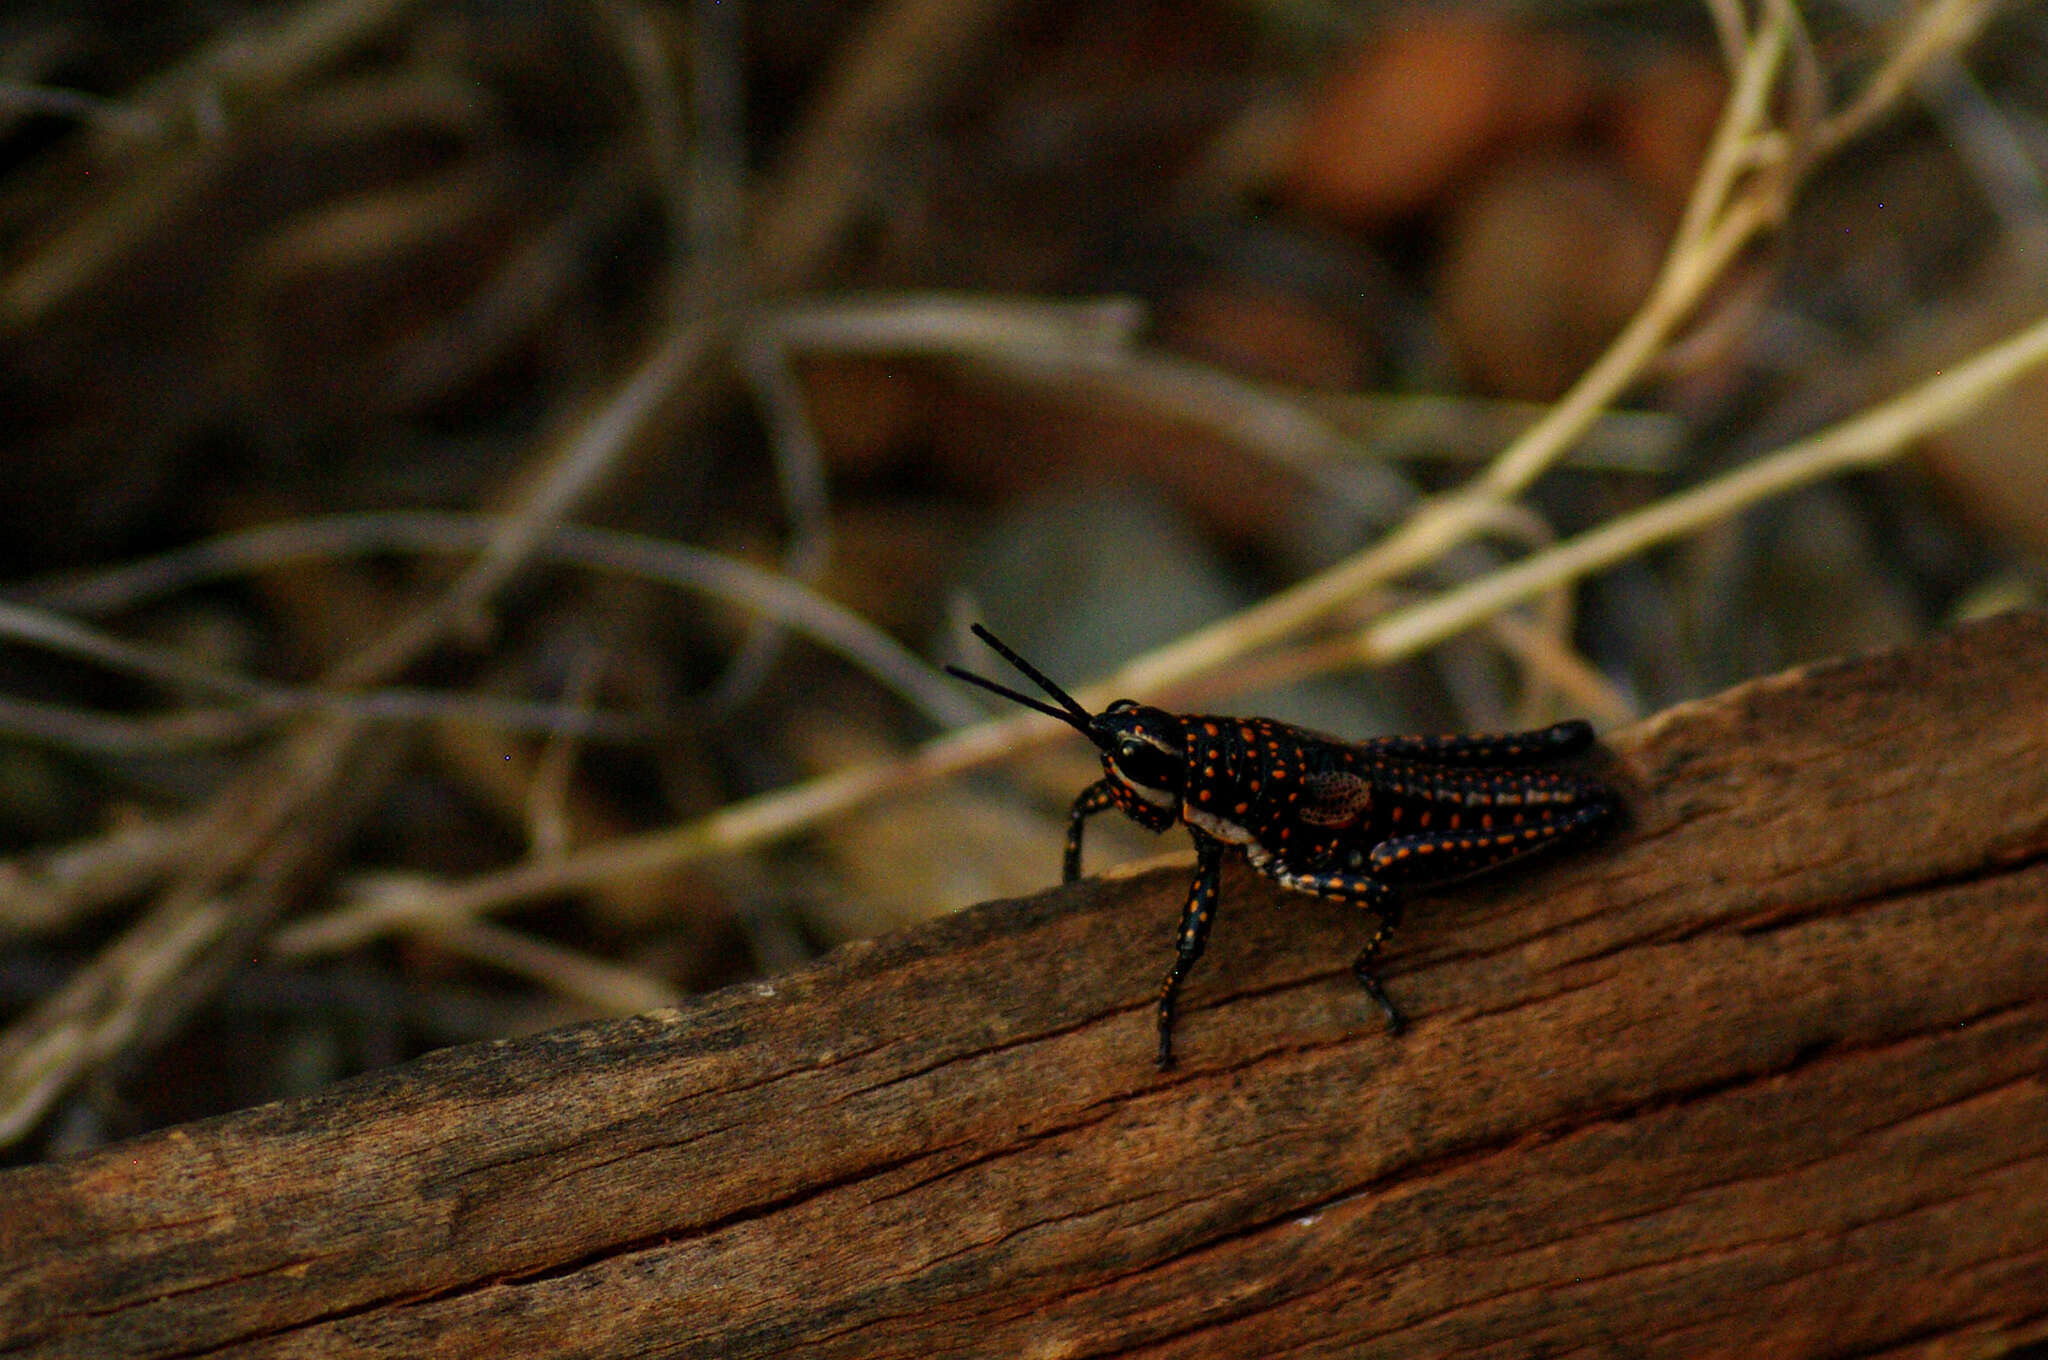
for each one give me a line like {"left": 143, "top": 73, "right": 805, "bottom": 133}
{"left": 1, "top": 0, "right": 2044, "bottom": 1160}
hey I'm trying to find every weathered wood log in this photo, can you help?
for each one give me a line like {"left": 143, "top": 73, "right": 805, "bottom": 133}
{"left": 4, "top": 612, "right": 2048, "bottom": 1359}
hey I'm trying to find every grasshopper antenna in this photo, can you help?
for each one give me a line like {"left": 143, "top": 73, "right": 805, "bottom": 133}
{"left": 945, "top": 623, "right": 1097, "bottom": 731}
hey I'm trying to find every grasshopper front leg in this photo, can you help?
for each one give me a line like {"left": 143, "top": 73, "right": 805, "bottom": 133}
{"left": 1064, "top": 779, "right": 1120, "bottom": 882}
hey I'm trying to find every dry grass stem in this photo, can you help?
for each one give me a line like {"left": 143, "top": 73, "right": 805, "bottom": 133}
{"left": 1361, "top": 304, "right": 2048, "bottom": 665}
{"left": 746, "top": 0, "right": 1020, "bottom": 292}
{"left": 0, "top": 600, "right": 283, "bottom": 706}
{"left": 270, "top": 706, "right": 1050, "bottom": 959}
{"left": 0, "top": 82, "right": 162, "bottom": 137}
{"left": 0, "top": 592, "right": 685, "bottom": 752}
{"left": 682, "top": 0, "right": 748, "bottom": 300}
{"left": 1811, "top": 0, "right": 2003, "bottom": 160}
{"left": 1484, "top": 612, "right": 1641, "bottom": 730}
{"left": 757, "top": 293, "right": 1146, "bottom": 356}
{"left": 1084, "top": 2, "right": 1802, "bottom": 702}
{"left": 332, "top": 317, "right": 720, "bottom": 689}
{"left": 385, "top": 153, "right": 646, "bottom": 405}
{"left": 0, "top": 697, "right": 262, "bottom": 759}
{"left": 525, "top": 650, "right": 609, "bottom": 861}
{"left": 428, "top": 918, "right": 681, "bottom": 1015}
{"left": 772, "top": 293, "right": 1682, "bottom": 476}
{"left": 25, "top": 511, "right": 980, "bottom": 728}
{"left": 711, "top": 334, "right": 838, "bottom": 710}
{"left": 0, "top": 722, "right": 390, "bottom": 1147}
{"left": 331, "top": 871, "right": 682, "bottom": 1015}
{"left": 1704, "top": 0, "right": 1752, "bottom": 76}
{"left": 0, "top": 263, "right": 693, "bottom": 1150}
{"left": 1301, "top": 391, "right": 1683, "bottom": 475}
{"left": 595, "top": 0, "right": 692, "bottom": 298}
{"left": 997, "top": 346, "right": 1420, "bottom": 519}
{"left": 0, "top": 689, "right": 649, "bottom": 759}
{"left": 0, "top": 814, "right": 210, "bottom": 940}
{"left": 0, "top": 0, "right": 421, "bottom": 333}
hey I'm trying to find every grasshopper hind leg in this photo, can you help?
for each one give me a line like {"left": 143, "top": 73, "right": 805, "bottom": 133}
{"left": 1265, "top": 862, "right": 1408, "bottom": 1035}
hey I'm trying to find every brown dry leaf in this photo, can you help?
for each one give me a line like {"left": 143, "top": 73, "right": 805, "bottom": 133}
{"left": 793, "top": 711, "right": 1149, "bottom": 942}
{"left": 1922, "top": 348, "right": 2048, "bottom": 555}
{"left": 1156, "top": 281, "right": 1372, "bottom": 388}
{"left": 1436, "top": 153, "right": 1665, "bottom": 401}
{"left": 1608, "top": 49, "right": 1731, "bottom": 218}
{"left": 1281, "top": 13, "right": 1593, "bottom": 224}
{"left": 796, "top": 355, "right": 938, "bottom": 476}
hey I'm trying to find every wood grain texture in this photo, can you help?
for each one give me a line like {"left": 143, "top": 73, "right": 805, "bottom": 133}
{"left": 5, "top": 612, "right": 2048, "bottom": 1359}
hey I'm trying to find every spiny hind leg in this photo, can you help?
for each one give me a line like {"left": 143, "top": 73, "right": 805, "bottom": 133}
{"left": 1367, "top": 798, "right": 1615, "bottom": 886}
{"left": 1360, "top": 721, "right": 1594, "bottom": 766}
{"left": 1266, "top": 864, "right": 1406, "bottom": 1035}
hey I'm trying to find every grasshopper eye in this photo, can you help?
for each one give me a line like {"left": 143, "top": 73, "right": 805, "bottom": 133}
{"left": 1113, "top": 738, "right": 1182, "bottom": 792}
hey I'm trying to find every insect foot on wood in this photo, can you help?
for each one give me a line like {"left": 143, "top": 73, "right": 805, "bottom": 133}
{"left": 948, "top": 623, "right": 1619, "bottom": 1068}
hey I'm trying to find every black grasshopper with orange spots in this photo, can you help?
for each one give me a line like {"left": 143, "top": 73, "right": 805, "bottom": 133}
{"left": 948, "top": 624, "right": 1618, "bottom": 1068}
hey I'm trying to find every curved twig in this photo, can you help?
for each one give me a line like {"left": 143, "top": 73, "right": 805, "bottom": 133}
{"left": 20, "top": 512, "right": 980, "bottom": 729}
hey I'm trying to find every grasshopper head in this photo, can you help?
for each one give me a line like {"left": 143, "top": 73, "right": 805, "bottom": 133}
{"left": 945, "top": 624, "right": 1185, "bottom": 812}
{"left": 1089, "top": 699, "right": 1185, "bottom": 810}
